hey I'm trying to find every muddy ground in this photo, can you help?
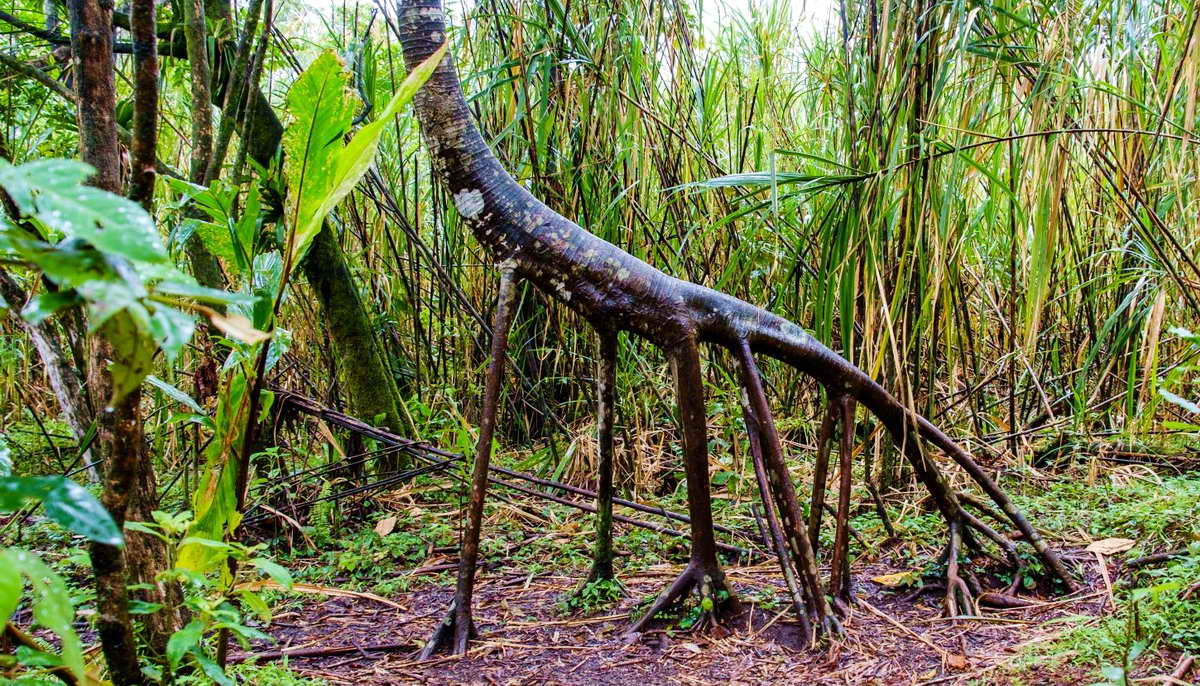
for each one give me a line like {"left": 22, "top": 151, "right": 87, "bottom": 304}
{"left": 230, "top": 548, "right": 1161, "bottom": 685}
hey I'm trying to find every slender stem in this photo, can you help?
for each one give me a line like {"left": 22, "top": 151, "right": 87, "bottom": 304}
{"left": 734, "top": 341, "right": 832, "bottom": 627}
{"left": 830, "top": 396, "right": 855, "bottom": 600}
{"left": 807, "top": 403, "right": 836, "bottom": 551}
{"left": 587, "top": 329, "right": 618, "bottom": 582}
{"left": 671, "top": 337, "right": 720, "bottom": 569}
{"left": 451, "top": 269, "right": 519, "bottom": 654}
{"left": 206, "top": 0, "right": 267, "bottom": 183}
{"left": 740, "top": 383, "right": 812, "bottom": 643}
{"left": 182, "top": 0, "right": 213, "bottom": 182}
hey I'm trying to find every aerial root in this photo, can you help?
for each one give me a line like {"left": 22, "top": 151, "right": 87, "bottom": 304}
{"left": 736, "top": 341, "right": 835, "bottom": 638}
{"left": 624, "top": 561, "right": 735, "bottom": 637}
{"left": 417, "top": 270, "right": 519, "bottom": 659}
{"left": 807, "top": 404, "right": 837, "bottom": 552}
{"left": 416, "top": 599, "right": 477, "bottom": 660}
{"left": 943, "top": 517, "right": 977, "bottom": 617}
{"left": 829, "top": 395, "right": 855, "bottom": 603}
{"left": 741, "top": 387, "right": 814, "bottom": 643}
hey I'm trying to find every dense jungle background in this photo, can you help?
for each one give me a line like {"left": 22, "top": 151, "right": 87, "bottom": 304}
{"left": 1, "top": 0, "right": 1199, "bottom": 683}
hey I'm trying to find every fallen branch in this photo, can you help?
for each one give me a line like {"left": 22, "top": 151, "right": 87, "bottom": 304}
{"left": 229, "top": 641, "right": 410, "bottom": 664}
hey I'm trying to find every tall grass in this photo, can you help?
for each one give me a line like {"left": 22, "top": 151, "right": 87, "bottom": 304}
{"left": 9, "top": 0, "right": 1194, "bottom": 493}
{"left": 258, "top": 0, "right": 1200, "bottom": 493}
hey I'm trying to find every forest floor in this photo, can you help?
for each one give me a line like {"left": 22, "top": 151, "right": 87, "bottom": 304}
{"left": 9, "top": 423, "right": 1196, "bottom": 685}
{"left": 231, "top": 535, "right": 1183, "bottom": 685}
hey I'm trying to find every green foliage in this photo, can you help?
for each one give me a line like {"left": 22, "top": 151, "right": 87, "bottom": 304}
{"left": 1158, "top": 327, "right": 1200, "bottom": 433}
{"left": 0, "top": 157, "right": 255, "bottom": 401}
{"left": 559, "top": 577, "right": 622, "bottom": 616}
{"left": 1015, "top": 478, "right": 1200, "bottom": 682}
{"left": 0, "top": 474, "right": 120, "bottom": 545}
{"left": 1013, "top": 473, "right": 1200, "bottom": 550}
{"left": 0, "top": 159, "right": 165, "bottom": 262}
{"left": 0, "top": 549, "right": 87, "bottom": 683}
{"left": 308, "top": 481, "right": 337, "bottom": 548}
{"left": 0, "top": 440, "right": 123, "bottom": 683}
{"left": 174, "top": 662, "right": 328, "bottom": 686}
{"left": 132, "top": 512, "right": 293, "bottom": 685}
{"left": 282, "top": 43, "right": 445, "bottom": 266}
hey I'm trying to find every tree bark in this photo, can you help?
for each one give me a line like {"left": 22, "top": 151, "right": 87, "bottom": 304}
{"left": 181, "top": 0, "right": 224, "bottom": 290}
{"left": 0, "top": 269, "right": 97, "bottom": 482}
{"left": 66, "top": 0, "right": 120, "bottom": 192}
{"left": 127, "top": 0, "right": 158, "bottom": 209}
{"left": 302, "top": 224, "right": 409, "bottom": 465}
{"left": 67, "top": 0, "right": 147, "bottom": 679}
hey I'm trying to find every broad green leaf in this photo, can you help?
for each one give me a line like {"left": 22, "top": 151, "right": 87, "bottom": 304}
{"left": 9, "top": 548, "right": 86, "bottom": 682}
{"left": 147, "top": 304, "right": 196, "bottom": 363}
{"left": 283, "top": 52, "right": 360, "bottom": 264}
{"left": 0, "top": 476, "right": 55, "bottom": 510}
{"left": 21, "top": 291, "right": 82, "bottom": 325}
{"left": 154, "top": 280, "right": 257, "bottom": 306}
{"left": 14, "top": 644, "right": 63, "bottom": 668}
{"left": 283, "top": 43, "right": 445, "bottom": 264}
{"left": 191, "top": 218, "right": 238, "bottom": 264}
{"left": 0, "top": 159, "right": 166, "bottom": 263}
{"left": 179, "top": 375, "right": 249, "bottom": 571}
{"left": 167, "top": 619, "right": 204, "bottom": 670}
{"left": 0, "top": 551, "right": 20, "bottom": 621}
{"left": 77, "top": 278, "right": 145, "bottom": 332}
{"left": 251, "top": 557, "right": 293, "bottom": 590}
{"left": 238, "top": 588, "right": 272, "bottom": 622}
{"left": 98, "top": 310, "right": 156, "bottom": 405}
{"left": 178, "top": 536, "right": 236, "bottom": 550}
{"left": 41, "top": 478, "right": 122, "bottom": 544}
{"left": 195, "top": 652, "right": 234, "bottom": 686}
{"left": 0, "top": 476, "right": 121, "bottom": 544}
{"left": 128, "top": 599, "right": 165, "bottom": 615}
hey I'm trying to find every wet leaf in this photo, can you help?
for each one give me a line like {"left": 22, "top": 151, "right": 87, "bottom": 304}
{"left": 374, "top": 516, "right": 398, "bottom": 537}
{"left": 872, "top": 570, "right": 920, "bottom": 587}
{"left": 1085, "top": 538, "right": 1136, "bottom": 555}
{"left": 0, "top": 158, "right": 165, "bottom": 262}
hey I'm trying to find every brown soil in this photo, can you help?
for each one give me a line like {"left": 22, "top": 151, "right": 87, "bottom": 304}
{"left": 232, "top": 551, "right": 1144, "bottom": 685}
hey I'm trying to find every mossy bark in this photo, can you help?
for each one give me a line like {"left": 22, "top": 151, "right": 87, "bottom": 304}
{"left": 302, "top": 223, "right": 409, "bottom": 469}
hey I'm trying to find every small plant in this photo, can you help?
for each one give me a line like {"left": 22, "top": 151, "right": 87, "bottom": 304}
{"left": 1090, "top": 605, "right": 1149, "bottom": 686}
{"left": 559, "top": 577, "right": 623, "bottom": 616}
{"left": 0, "top": 439, "right": 121, "bottom": 684}
{"left": 129, "top": 512, "right": 293, "bottom": 685}
{"left": 308, "top": 481, "right": 337, "bottom": 547}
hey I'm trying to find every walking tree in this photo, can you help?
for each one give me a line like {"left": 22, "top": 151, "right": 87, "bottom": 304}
{"left": 398, "top": 0, "right": 1077, "bottom": 657}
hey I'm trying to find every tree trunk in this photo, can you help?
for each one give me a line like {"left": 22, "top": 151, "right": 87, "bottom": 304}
{"left": 302, "top": 223, "right": 409, "bottom": 466}
{"left": 396, "top": 0, "right": 1075, "bottom": 654}
{"left": 67, "top": 0, "right": 145, "bottom": 679}
{"left": 127, "top": 0, "right": 188, "bottom": 659}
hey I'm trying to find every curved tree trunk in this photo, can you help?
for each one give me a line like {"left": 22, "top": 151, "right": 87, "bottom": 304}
{"left": 397, "top": 0, "right": 1075, "bottom": 655}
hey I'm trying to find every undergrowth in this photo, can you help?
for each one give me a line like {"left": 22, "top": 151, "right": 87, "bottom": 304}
{"left": 1004, "top": 465, "right": 1200, "bottom": 683}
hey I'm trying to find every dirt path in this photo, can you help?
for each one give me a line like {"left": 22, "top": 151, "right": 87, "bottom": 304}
{"left": 236, "top": 556, "right": 1114, "bottom": 685}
